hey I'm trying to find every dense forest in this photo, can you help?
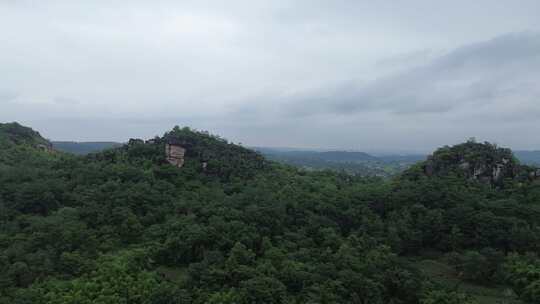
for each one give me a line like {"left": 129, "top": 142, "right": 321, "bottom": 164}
{"left": 1, "top": 122, "right": 540, "bottom": 303}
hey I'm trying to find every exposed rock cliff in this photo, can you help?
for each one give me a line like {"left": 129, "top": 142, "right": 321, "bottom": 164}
{"left": 160, "top": 126, "right": 268, "bottom": 180}
{"left": 165, "top": 143, "right": 186, "bottom": 167}
{"left": 417, "top": 140, "right": 533, "bottom": 187}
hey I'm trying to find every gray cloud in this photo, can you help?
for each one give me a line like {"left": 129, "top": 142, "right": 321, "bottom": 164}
{"left": 1, "top": 1, "right": 540, "bottom": 151}
{"left": 271, "top": 32, "right": 540, "bottom": 117}
{"left": 0, "top": 90, "right": 19, "bottom": 103}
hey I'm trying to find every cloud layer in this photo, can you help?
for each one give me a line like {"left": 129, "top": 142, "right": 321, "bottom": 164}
{"left": 281, "top": 32, "right": 540, "bottom": 116}
{"left": 1, "top": 1, "right": 540, "bottom": 151}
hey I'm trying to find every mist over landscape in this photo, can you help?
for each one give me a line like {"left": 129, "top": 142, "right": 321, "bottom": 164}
{"left": 2, "top": 1, "right": 540, "bottom": 303}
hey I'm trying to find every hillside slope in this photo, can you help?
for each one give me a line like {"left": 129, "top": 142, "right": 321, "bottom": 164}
{"left": 404, "top": 140, "right": 540, "bottom": 188}
{"left": 0, "top": 122, "right": 51, "bottom": 148}
{"left": 1, "top": 123, "right": 540, "bottom": 303}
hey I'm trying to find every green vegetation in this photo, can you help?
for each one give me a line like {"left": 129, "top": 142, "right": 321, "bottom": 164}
{"left": 0, "top": 122, "right": 51, "bottom": 147}
{"left": 1, "top": 122, "right": 540, "bottom": 303}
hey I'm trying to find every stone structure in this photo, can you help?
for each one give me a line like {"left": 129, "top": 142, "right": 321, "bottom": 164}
{"left": 165, "top": 143, "right": 186, "bottom": 167}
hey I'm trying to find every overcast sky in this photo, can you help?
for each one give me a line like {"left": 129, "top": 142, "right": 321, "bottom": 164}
{"left": 1, "top": 1, "right": 540, "bottom": 152}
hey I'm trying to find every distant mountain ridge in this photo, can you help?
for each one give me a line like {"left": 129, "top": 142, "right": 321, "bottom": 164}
{"left": 49, "top": 141, "right": 539, "bottom": 178}
{"left": 255, "top": 147, "right": 425, "bottom": 163}
{"left": 52, "top": 141, "right": 122, "bottom": 155}
{"left": 515, "top": 150, "right": 540, "bottom": 165}
{"left": 49, "top": 142, "right": 540, "bottom": 165}
{"left": 254, "top": 147, "right": 427, "bottom": 177}
{"left": 257, "top": 148, "right": 377, "bottom": 162}
{"left": 257, "top": 147, "right": 540, "bottom": 166}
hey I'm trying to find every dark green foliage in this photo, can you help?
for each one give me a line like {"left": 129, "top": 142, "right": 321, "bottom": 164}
{"left": 0, "top": 123, "right": 539, "bottom": 303}
{"left": 503, "top": 253, "right": 540, "bottom": 303}
{"left": 446, "top": 248, "right": 505, "bottom": 283}
{"left": 420, "top": 289, "right": 478, "bottom": 304}
{"left": 0, "top": 122, "right": 51, "bottom": 147}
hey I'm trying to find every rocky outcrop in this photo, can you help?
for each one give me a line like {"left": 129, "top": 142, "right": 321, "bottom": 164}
{"left": 420, "top": 141, "right": 522, "bottom": 187}
{"left": 165, "top": 143, "right": 186, "bottom": 167}
{"left": 36, "top": 143, "right": 53, "bottom": 153}
{"left": 458, "top": 158, "right": 517, "bottom": 185}
{"left": 529, "top": 168, "right": 540, "bottom": 179}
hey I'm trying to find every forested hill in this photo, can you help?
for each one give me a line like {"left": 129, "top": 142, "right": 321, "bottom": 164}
{"left": 51, "top": 141, "right": 540, "bottom": 176}
{"left": 1, "top": 123, "right": 540, "bottom": 303}
{"left": 404, "top": 140, "right": 540, "bottom": 187}
{"left": 0, "top": 122, "right": 51, "bottom": 148}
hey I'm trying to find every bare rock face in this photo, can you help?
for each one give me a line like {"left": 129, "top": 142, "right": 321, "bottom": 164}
{"left": 37, "top": 143, "right": 53, "bottom": 153}
{"left": 492, "top": 164, "right": 505, "bottom": 181}
{"left": 473, "top": 166, "right": 486, "bottom": 178}
{"left": 420, "top": 141, "right": 522, "bottom": 188}
{"left": 424, "top": 160, "right": 434, "bottom": 176}
{"left": 165, "top": 143, "right": 186, "bottom": 167}
{"left": 459, "top": 162, "right": 470, "bottom": 170}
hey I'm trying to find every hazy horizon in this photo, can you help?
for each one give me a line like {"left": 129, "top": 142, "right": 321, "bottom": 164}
{"left": 2, "top": 1, "right": 540, "bottom": 151}
{"left": 39, "top": 128, "right": 539, "bottom": 155}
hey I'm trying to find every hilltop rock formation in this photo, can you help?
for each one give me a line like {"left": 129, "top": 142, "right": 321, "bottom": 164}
{"left": 165, "top": 142, "right": 186, "bottom": 168}
{"left": 419, "top": 140, "right": 530, "bottom": 187}
{"left": 37, "top": 143, "right": 54, "bottom": 153}
{"left": 529, "top": 168, "right": 540, "bottom": 179}
{"left": 160, "top": 126, "right": 268, "bottom": 180}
